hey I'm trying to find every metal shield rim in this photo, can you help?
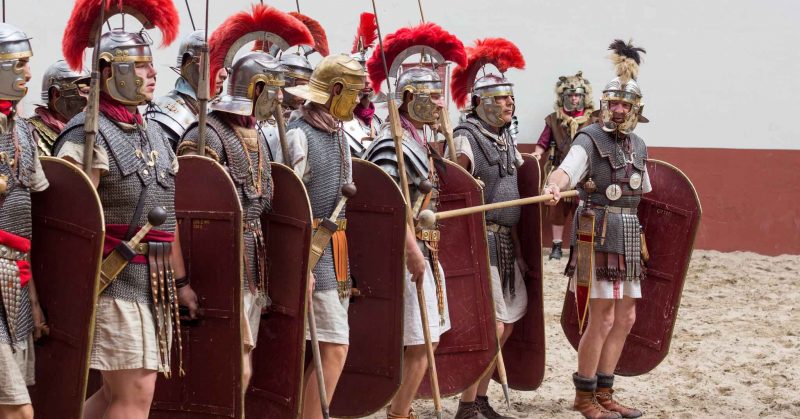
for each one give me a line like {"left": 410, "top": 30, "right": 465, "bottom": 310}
{"left": 39, "top": 156, "right": 106, "bottom": 418}
{"left": 334, "top": 158, "right": 406, "bottom": 418}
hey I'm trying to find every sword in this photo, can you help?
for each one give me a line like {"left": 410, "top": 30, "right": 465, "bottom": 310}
{"left": 372, "top": 1, "right": 444, "bottom": 417}
{"left": 306, "top": 183, "right": 357, "bottom": 419}
{"left": 98, "top": 207, "right": 168, "bottom": 296}
{"left": 274, "top": 103, "right": 292, "bottom": 165}
{"left": 418, "top": 190, "right": 580, "bottom": 229}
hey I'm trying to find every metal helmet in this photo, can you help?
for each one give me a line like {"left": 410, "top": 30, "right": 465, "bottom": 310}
{"left": 285, "top": 54, "right": 365, "bottom": 121}
{"left": 176, "top": 30, "right": 205, "bottom": 93}
{"left": 472, "top": 74, "right": 514, "bottom": 128}
{"left": 600, "top": 39, "right": 647, "bottom": 135}
{"left": 41, "top": 60, "right": 90, "bottom": 121}
{"left": 278, "top": 52, "right": 313, "bottom": 109}
{"left": 396, "top": 66, "right": 443, "bottom": 124}
{"left": 209, "top": 51, "right": 285, "bottom": 122}
{"left": 98, "top": 29, "right": 153, "bottom": 106}
{"left": 555, "top": 71, "right": 592, "bottom": 113}
{"left": 0, "top": 23, "right": 33, "bottom": 101}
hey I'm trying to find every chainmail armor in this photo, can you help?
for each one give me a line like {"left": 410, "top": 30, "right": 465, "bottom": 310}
{"left": 55, "top": 112, "right": 177, "bottom": 302}
{"left": 182, "top": 112, "right": 273, "bottom": 290}
{"left": 288, "top": 118, "right": 351, "bottom": 292}
{"left": 0, "top": 120, "right": 39, "bottom": 346}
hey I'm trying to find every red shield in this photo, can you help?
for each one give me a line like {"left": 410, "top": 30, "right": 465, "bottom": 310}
{"left": 150, "top": 156, "right": 244, "bottom": 418}
{"left": 27, "top": 157, "right": 104, "bottom": 419}
{"left": 330, "top": 158, "right": 406, "bottom": 417}
{"left": 418, "top": 160, "right": 497, "bottom": 397}
{"left": 246, "top": 163, "right": 312, "bottom": 418}
{"left": 561, "top": 159, "right": 702, "bottom": 376}
{"left": 493, "top": 153, "right": 546, "bottom": 390}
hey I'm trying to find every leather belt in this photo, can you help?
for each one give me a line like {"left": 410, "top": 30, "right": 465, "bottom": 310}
{"left": 313, "top": 218, "right": 347, "bottom": 231}
{"left": 416, "top": 228, "right": 440, "bottom": 242}
{"left": 579, "top": 201, "right": 637, "bottom": 214}
{"left": 486, "top": 223, "right": 512, "bottom": 234}
{"left": 0, "top": 244, "right": 28, "bottom": 261}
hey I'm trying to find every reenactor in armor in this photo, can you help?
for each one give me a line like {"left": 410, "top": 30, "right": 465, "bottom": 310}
{"left": 177, "top": 3, "right": 307, "bottom": 390}
{"left": 363, "top": 23, "right": 467, "bottom": 419}
{"left": 56, "top": 2, "right": 199, "bottom": 416}
{"left": 0, "top": 23, "right": 49, "bottom": 419}
{"left": 258, "top": 11, "right": 327, "bottom": 165}
{"left": 24, "top": 60, "right": 89, "bottom": 156}
{"left": 544, "top": 40, "right": 650, "bottom": 419}
{"left": 343, "top": 12, "right": 382, "bottom": 158}
{"left": 146, "top": 31, "right": 229, "bottom": 150}
{"left": 283, "top": 53, "right": 365, "bottom": 417}
{"left": 449, "top": 37, "right": 526, "bottom": 419}
{"left": 534, "top": 72, "right": 595, "bottom": 260}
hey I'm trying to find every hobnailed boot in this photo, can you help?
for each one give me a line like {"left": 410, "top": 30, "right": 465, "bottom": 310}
{"left": 549, "top": 242, "right": 563, "bottom": 260}
{"left": 454, "top": 401, "right": 487, "bottom": 419}
{"left": 573, "top": 373, "right": 621, "bottom": 419}
{"left": 475, "top": 395, "right": 514, "bottom": 419}
{"left": 386, "top": 407, "right": 418, "bottom": 419}
{"left": 596, "top": 373, "right": 643, "bottom": 418}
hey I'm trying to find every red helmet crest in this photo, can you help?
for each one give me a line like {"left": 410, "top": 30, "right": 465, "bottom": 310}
{"left": 450, "top": 38, "right": 525, "bottom": 109}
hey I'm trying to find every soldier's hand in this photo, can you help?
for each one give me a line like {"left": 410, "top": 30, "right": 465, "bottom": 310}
{"left": 178, "top": 285, "right": 200, "bottom": 320}
{"left": 533, "top": 152, "right": 542, "bottom": 161}
{"left": 516, "top": 255, "right": 530, "bottom": 277}
{"left": 544, "top": 184, "right": 561, "bottom": 206}
{"left": 31, "top": 300, "right": 49, "bottom": 341}
{"left": 407, "top": 247, "right": 427, "bottom": 284}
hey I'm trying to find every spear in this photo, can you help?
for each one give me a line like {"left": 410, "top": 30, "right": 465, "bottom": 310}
{"left": 194, "top": 0, "right": 210, "bottom": 157}
{"left": 372, "top": 1, "right": 444, "bottom": 418}
{"left": 81, "top": 0, "right": 107, "bottom": 176}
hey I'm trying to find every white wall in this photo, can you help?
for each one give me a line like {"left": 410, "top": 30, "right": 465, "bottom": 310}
{"left": 8, "top": 0, "right": 800, "bottom": 149}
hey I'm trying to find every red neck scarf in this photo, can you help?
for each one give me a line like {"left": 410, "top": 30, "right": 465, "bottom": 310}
{"left": 34, "top": 106, "right": 66, "bottom": 133}
{"left": 99, "top": 92, "right": 143, "bottom": 125}
{"left": 564, "top": 108, "right": 585, "bottom": 118}
{"left": 0, "top": 100, "right": 14, "bottom": 117}
{"left": 220, "top": 112, "right": 255, "bottom": 129}
{"left": 353, "top": 102, "right": 375, "bottom": 126}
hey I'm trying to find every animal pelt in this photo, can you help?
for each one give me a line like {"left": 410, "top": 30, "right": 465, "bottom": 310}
{"left": 608, "top": 39, "right": 646, "bottom": 84}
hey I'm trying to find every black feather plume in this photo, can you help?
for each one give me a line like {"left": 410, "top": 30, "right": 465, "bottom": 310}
{"left": 608, "top": 39, "right": 646, "bottom": 65}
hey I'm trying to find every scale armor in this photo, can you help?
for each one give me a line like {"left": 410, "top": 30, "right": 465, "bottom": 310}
{"left": 182, "top": 112, "right": 273, "bottom": 290}
{"left": 569, "top": 123, "right": 647, "bottom": 278}
{"left": 288, "top": 118, "right": 351, "bottom": 292}
{"left": 55, "top": 113, "right": 177, "bottom": 302}
{"left": 0, "top": 121, "right": 38, "bottom": 346}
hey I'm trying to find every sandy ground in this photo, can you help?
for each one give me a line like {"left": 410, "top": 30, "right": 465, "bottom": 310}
{"left": 364, "top": 250, "right": 800, "bottom": 418}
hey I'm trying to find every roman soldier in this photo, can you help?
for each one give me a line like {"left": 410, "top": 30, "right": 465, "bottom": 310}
{"left": 534, "top": 72, "right": 595, "bottom": 260}
{"left": 343, "top": 12, "right": 382, "bottom": 157}
{"left": 55, "top": 1, "right": 199, "bottom": 417}
{"left": 449, "top": 37, "right": 526, "bottom": 419}
{"left": 544, "top": 40, "right": 650, "bottom": 419}
{"left": 146, "top": 30, "right": 229, "bottom": 150}
{"left": 178, "top": 3, "right": 313, "bottom": 390}
{"left": 260, "top": 11, "right": 326, "bottom": 164}
{"left": 0, "top": 23, "right": 49, "bottom": 419}
{"left": 24, "top": 60, "right": 89, "bottom": 156}
{"left": 363, "top": 22, "right": 466, "bottom": 419}
{"left": 283, "top": 53, "right": 365, "bottom": 417}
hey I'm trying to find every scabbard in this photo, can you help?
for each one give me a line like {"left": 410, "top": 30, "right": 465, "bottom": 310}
{"left": 98, "top": 242, "right": 137, "bottom": 295}
{"left": 308, "top": 218, "right": 339, "bottom": 270}
{"left": 574, "top": 208, "right": 596, "bottom": 335}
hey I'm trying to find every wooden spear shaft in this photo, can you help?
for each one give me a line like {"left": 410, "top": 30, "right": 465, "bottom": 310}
{"left": 422, "top": 190, "right": 580, "bottom": 226}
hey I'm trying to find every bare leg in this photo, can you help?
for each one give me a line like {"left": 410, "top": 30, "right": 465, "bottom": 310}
{"left": 0, "top": 404, "right": 33, "bottom": 419}
{"left": 552, "top": 224, "right": 565, "bottom": 242}
{"left": 82, "top": 375, "right": 112, "bottom": 419}
{"left": 301, "top": 342, "right": 348, "bottom": 419}
{"left": 577, "top": 299, "right": 615, "bottom": 378}
{"left": 242, "top": 350, "right": 253, "bottom": 392}
{"left": 388, "top": 343, "right": 439, "bottom": 416}
{"left": 101, "top": 369, "right": 158, "bottom": 419}
{"left": 597, "top": 297, "right": 636, "bottom": 374}
{"left": 460, "top": 321, "right": 513, "bottom": 402}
